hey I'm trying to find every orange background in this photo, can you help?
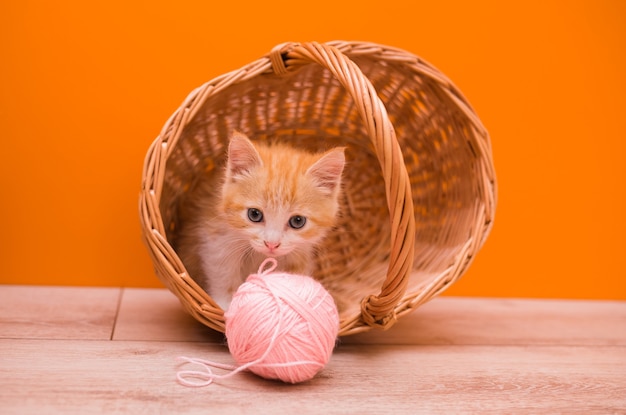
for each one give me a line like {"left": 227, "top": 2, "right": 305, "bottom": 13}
{"left": 1, "top": 0, "right": 624, "bottom": 300}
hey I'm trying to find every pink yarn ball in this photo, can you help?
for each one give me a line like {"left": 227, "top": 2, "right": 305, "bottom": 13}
{"left": 224, "top": 259, "right": 339, "bottom": 384}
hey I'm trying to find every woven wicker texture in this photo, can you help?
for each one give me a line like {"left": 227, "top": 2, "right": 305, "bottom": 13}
{"left": 139, "top": 41, "right": 496, "bottom": 336}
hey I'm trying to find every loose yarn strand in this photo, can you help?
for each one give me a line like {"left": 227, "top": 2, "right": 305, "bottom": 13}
{"left": 176, "top": 357, "right": 239, "bottom": 387}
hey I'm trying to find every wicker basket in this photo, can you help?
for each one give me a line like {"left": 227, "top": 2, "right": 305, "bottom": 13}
{"left": 139, "top": 41, "right": 496, "bottom": 336}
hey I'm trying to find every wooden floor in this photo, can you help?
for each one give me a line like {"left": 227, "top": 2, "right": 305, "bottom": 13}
{"left": 1, "top": 285, "right": 625, "bottom": 414}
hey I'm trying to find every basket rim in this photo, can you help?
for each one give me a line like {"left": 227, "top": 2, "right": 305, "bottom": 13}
{"left": 139, "top": 40, "right": 497, "bottom": 336}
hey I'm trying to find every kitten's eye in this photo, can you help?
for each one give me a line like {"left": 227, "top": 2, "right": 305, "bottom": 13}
{"left": 247, "top": 208, "right": 264, "bottom": 223}
{"left": 288, "top": 215, "right": 307, "bottom": 229}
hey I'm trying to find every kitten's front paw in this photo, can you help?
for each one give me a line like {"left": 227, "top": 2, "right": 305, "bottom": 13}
{"left": 211, "top": 295, "right": 232, "bottom": 312}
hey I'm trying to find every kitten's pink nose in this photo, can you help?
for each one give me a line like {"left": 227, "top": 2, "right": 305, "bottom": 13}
{"left": 264, "top": 241, "right": 281, "bottom": 251}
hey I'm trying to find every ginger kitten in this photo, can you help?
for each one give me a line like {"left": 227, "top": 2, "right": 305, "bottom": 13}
{"left": 176, "top": 132, "right": 345, "bottom": 310}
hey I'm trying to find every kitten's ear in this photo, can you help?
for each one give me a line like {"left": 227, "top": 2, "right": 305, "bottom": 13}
{"left": 226, "top": 132, "right": 263, "bottom": 179}
{"left": 307, "top": 147, "right": 346, "bottom": 194}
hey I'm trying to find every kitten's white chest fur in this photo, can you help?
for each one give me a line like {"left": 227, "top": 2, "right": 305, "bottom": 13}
{"left": 195, "top": 223, "right": 314, "bottom": 310}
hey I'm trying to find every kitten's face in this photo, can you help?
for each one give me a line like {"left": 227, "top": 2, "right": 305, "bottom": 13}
{"left": 220, "top": 132, "right": 345, "bottom": 258}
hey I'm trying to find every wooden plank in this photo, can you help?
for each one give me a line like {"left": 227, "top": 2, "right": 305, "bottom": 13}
{"left": 113, "top": 288, "right": 224, "bottom": 343}
{"left": 0, "top": 286, "right": 120, "bottom": 340}
{"left": 112, "top": 287, "right": 626, "bottom": 346}
{"left": 1, "top": 339, "right": 624, "bottom": 414}
{"left": 3, "top": 284, "right": 625, "bottom": 346}
{"left": 344, "top": 297, "right": 626, "bottom": 346}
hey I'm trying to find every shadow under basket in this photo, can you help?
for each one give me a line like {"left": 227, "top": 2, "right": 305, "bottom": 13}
{"left": 139, "top": 41, "right": 497, "bottom": 336}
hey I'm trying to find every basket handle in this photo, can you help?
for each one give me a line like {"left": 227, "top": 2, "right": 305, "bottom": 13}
{"left": 271, "top": 42, "right": 416, "bottom": 330}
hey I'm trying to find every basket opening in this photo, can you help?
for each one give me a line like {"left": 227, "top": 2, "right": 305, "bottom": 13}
{"left": 158, "top": 57, "right": 483, "bottom": 318}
